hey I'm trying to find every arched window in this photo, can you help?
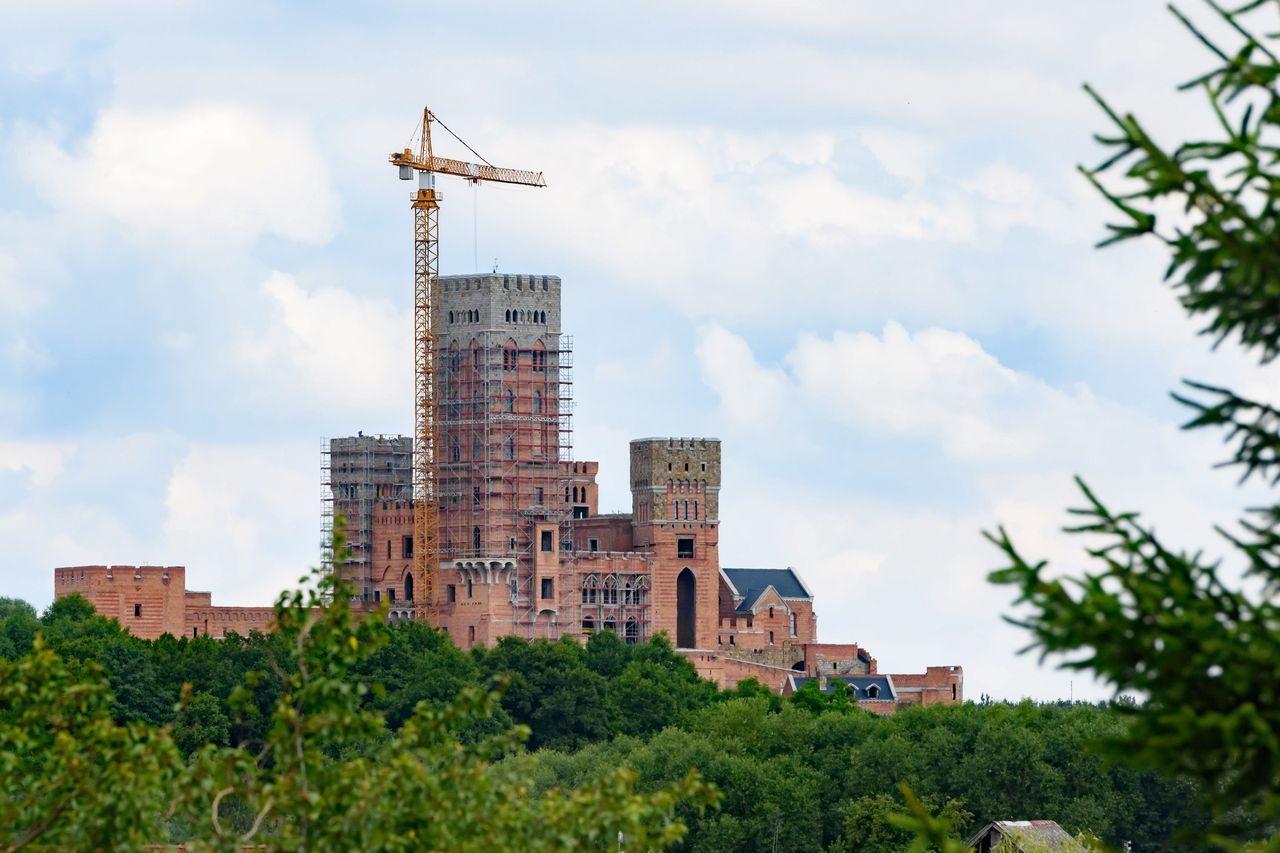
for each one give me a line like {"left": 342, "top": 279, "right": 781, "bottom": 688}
{"left": 676, "top": 568, "right": 696, "bottom": 648}
{"left": 503, "top": 437, "right": 514, "bottom": 460}
{"left": 582, "top": 615, "right": 595, "bottom": 635}
{"left": 693, "top": 500, "right": 698, "bottom": 520}
{"left": 625, "top": 620, "right": 639, "bottom": 645}
{"left": 769, "top": 606, "right": 775, "bottom": 619}
{"left": 448, "top": 311, "right": 454, "bottom": 323}
{"left": 790, "top": 611, "right": 797, "bottom": 636}
{"left": 565, "top": 486, "right": 571, "bottom": 502}
{"left": 867, "top": 684, "right": 880, "bottom": 699}
{"left": 533, "top": 389, "right": 543, "bottom": 414}
{"left": 451, "top": 440, "right": 460, "bottom": 463}
{"left": 404, "top": 572, "right": 414, "bottom": 602}
{"left": 505, "top": 309, "right": 511, "bottom": 322}
{"left": 504, "top": 388, "right": 514, "bottom": 412}
{"left": 472, "top": 527, "right": 481, "bottom": 556}
{"left": 573, "top": 486, "right": 579, "bottom": 502}
{"left": 540, "top": 310, "right": 546, "bottom": 323}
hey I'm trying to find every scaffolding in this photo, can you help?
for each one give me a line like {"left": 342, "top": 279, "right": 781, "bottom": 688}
{"left": 321, "top": 434, "right": 413, "bottom": 605}
{"left": 578, "top": 566, "right": 651, "bottom": 644}
{"left": 437, "top": 328, "right": 574, "bottom": 636}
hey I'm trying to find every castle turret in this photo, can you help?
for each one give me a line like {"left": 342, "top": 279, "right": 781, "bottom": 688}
{"left": 630, "top": 438, "right": 721, "bottom": 648}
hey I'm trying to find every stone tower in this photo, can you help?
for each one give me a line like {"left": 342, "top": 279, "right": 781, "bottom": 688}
{"left": 630, "top": 438, "right": 721, "bottom": 648}
{"left": 431, "top": 273, "right": 573, "bottom": 645}
{"left": 326, "top": 434, "right": 412, "bottom": 605}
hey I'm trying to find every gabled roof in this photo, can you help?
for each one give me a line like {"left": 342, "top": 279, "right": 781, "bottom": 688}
{"left": 721, "top": 567, "right": 812, "bottom": 612}
{"left": 967, "top": 820, "right": 1083, "bottom": 852}
{"left": 834, "top": 675, "right": 895, "bottom": 701}
{"left": 788, "top": 675, "right": 895, "bottom": 701}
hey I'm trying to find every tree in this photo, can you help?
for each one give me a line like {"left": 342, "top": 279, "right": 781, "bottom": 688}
{"left": 986, "top": 1, "right": 1280, "bottom": 847}
{"left": 0, "top": 597, "right": 38, "bottom": 660}
{"left": 168, "top": 550, "right": 715, "bottom": 851}
{"left": 0, "top": 640, "right": 182, "bottom": 850}
{"left": 1, "top": 520, "right": 716, "bottom": 850}
{"left": 840, "top": 792, "right": 971, "bottom": 853}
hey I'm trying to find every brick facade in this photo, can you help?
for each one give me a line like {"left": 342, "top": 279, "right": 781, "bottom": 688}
{"left": 53, "top": 566, "right": 276, "bottom": 640}
{"left": 55, "top": 273, "right": 964, "bottom": 711}
{"left": 322, "top": 273, "right": 964, "bottom": 710}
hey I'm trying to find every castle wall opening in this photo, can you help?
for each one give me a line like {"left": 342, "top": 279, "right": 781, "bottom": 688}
{"left": 677, "top": 567, "right": 696, "bottom": 648}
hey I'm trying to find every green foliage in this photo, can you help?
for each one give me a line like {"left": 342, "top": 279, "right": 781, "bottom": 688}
{"left": 0, "top": 640, "right": 182, "bottom": 850}
{"left": 0, "top": 597, "right": 38, "bottom": 659}
{"left": 789, "top": 676, "right": 860, "bottom": 714}
{"left": 987, "top": 1, "right": 1280, "bottom": 849}
{"left": 521, "top": 697, "right": 1198, "bottom": 851}
{"left": 1, "top": 523, "right": 715, "bottom": 850}
{"left": 840, "top": 791, "right": 971, "bottom": 852}
{"left": 473, "top": 629, "right": 718, "bottom": 749}
{"left": 883, "top": 786, "right": 973, "bottom": 853}
{"left": 168, "top": 565, "right": 714, "bottom": 851}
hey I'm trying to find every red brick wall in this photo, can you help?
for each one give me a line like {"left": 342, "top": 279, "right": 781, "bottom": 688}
{"left": 369, "top": 504, "right": 415, "bottom": 605}
{"left": 890, "top": 665, "right": 964, "bottom": 706}
{"left": 184, "top": 605, "right": 276, "bottom": 638}
{"left": 805, "top": 642, "right": 877, "bottom": 676}
{"left": 55, "top": 565, "right": 187, "bottom": 640}
{"left": 570, "top": 515, "right": 634, "bottom": 552}
{"left": 55, "top": 565, "right": 278, "bottom": 641}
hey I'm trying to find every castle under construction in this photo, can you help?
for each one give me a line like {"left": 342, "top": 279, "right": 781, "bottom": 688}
{"left": 321, "top": 273, "right": 963, "bottom": 706}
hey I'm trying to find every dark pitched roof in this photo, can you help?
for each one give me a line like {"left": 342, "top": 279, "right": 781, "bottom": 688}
{"left": 833, "top": 675, "right": 894, "bottom": 701}
{"left": 789, "top": 676, "right": 895, "bottom": 701}
{"left": 721, "top": 567, "right": 811, "bottom": 611}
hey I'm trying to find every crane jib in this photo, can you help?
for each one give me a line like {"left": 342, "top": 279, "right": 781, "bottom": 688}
{"left": 390, "top": 153, "right": 545, "bottom": 188}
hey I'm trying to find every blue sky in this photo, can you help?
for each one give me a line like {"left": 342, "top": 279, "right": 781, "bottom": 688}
{"left": 2, "top": 1, "right": 1275, "bottom": 700}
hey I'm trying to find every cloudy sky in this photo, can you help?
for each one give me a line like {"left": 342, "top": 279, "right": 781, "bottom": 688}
{"left": 1, "top": 1, "right": 1275, "bottom": 700}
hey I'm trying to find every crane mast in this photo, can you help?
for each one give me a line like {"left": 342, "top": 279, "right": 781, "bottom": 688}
{"left": 390, "top": 107, "right": 545, "bottom": 612}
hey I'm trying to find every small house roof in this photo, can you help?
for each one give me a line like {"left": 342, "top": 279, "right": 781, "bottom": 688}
{"left": 721, "top": 567, "right": 812, "bottom": 611}
{"left": 967, "top": 820, "right": 1083, "bottom": 852}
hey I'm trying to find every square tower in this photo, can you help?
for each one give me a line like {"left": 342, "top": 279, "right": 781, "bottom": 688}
{"left": 324, "top": 434, "right": 412, "bottom": 606}
{"left": 432, "top": 273, "right": 574, "bottom": 647}
{"left": 630, "top": 438, "right": 721, "bottom": 649}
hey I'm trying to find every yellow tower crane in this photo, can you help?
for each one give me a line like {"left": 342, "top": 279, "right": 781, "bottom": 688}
{"left": 390, "top": 106, "right": 545, "bottom": 611}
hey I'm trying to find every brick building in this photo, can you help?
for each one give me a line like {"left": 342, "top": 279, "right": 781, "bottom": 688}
{"left": 326, "top": 272, "right": 963, "bottom": 711}
{"left": 50, "top": 272, "right": 961, "bottom": 712}
{"left": 52, "top": 565, "right": 276, "bottom": 640}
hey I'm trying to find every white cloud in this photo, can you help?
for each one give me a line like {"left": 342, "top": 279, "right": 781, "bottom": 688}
{"left": 787, "top": 321, "right": 1055, "bottom": 460}
{"left": 237, "top": 271, "right": 410, "bottom": 415}
{"left": 701, "top": 321, "right": 1259, "bottom": 699}
{"left": 695, "top": 324, "right": 787, "bottom": 425}
{"left": 860, "top": 128, "right": 940, "bottom": 187}
{"left": 0, "top": 252, "right": 42, "bottom": 316}
{"left": 0, "top": 435, "right": 317, "bottom": 612}
{"left": 0, "top": 441, "right": 67, "bottom": 488}
{"left": 162, "top": 442, "right": 316, "bottom": 606}
{"left": 19, "top": 105, "right": 340, "bottom": 249}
